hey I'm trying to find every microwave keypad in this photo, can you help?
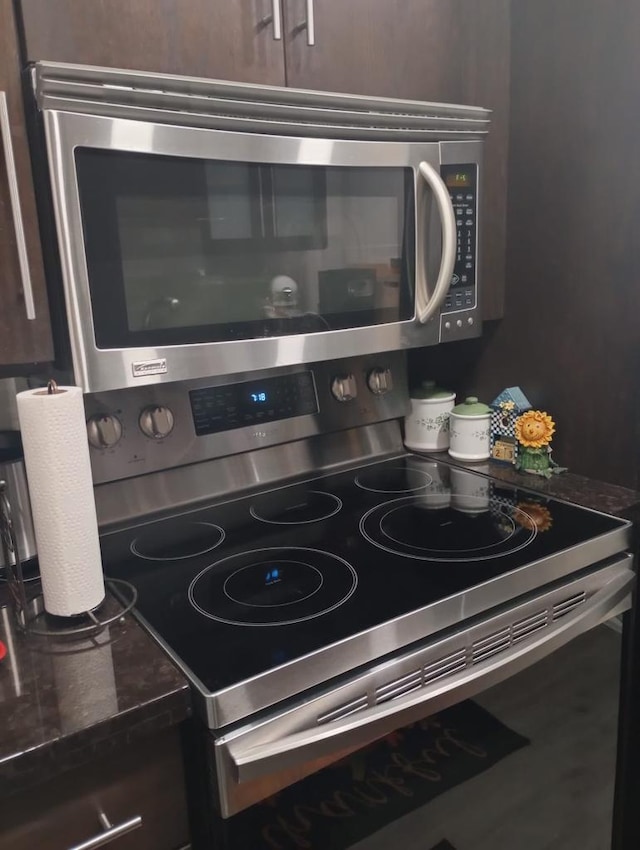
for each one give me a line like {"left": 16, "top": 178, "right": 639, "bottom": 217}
{"left": 441, "top": 164, "right": 477, "bottom": 312}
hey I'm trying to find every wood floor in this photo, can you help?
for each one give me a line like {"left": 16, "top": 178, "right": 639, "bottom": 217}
{"left": 352, "top": 624, "right": 622, "bottom": 850}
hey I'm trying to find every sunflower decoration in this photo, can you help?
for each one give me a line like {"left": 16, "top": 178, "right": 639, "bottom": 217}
{"left": 514, "top": 410, "right": 555, "bottom": 448}
{"left": 514, "top": 410, "right": 565, "bottom": 477}
{"left": 515, "top": 501, "right": 553, "bottom": 532}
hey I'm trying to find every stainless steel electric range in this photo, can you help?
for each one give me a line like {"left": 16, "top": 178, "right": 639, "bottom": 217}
{"left": 87, "top": 353, "right": 634, "bottom": 822}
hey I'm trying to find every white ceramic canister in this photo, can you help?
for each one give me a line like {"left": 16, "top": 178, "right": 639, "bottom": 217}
{"left": 404, "top": 380, "right": 456, "bottom": 452}
{"left": 448, "top": 396, "right": 492, "bottom": 461}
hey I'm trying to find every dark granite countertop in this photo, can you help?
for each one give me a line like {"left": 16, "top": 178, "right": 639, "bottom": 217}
{"left": 419, "top": 451, "right": 640, "bottom": 521}
{"left": 0, "top": 588, "right": 190, "bottom": 795}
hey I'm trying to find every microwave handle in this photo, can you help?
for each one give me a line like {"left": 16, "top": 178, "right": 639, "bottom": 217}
{"left": 226, "top": 566, "right": 633, "bottom": 783}
{"left": 0, "top": 91, "right": 36, "bottom": 321}
{"left": 415, "top": 160, "right": 457, "bottom": 324}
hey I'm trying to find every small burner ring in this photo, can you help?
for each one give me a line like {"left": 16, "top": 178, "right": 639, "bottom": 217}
{"left": 355, "top": 466, "right": 433, "bottom": 494}
{"left": 131, "top": 521, "right": 225, "bottom": 561}
{"left": 250, "top": 491, "right": 342, "bottom": 525}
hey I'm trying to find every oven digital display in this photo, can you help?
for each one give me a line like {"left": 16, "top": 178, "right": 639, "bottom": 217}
{"left": 190, "top": 371, "right": 318, "bottom": 436}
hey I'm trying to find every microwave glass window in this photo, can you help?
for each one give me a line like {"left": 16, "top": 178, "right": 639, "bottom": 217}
{"left": 74, "top": 149, "right": 415, "bottom": 348}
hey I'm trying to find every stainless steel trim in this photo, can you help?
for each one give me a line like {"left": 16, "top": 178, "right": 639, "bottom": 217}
{"left": 138, "top": 530, "right": 633, "bottom": 730}
{"left": 214, "top": 559, "right": 632, "bottom": 813}
{"left": 42, "top": 103, "right": 482, "bottom": 392}
{"left": 95, "top": 422, "right": 405, "bottom": 527}
{"left": 0, "top": 91, "right": 36, "bottom": 321}
{"left": 415, "top": 160, "right": 457, "bottom": 324}
{"left": 67, "top": 814, "right": 142, "bottom": 850}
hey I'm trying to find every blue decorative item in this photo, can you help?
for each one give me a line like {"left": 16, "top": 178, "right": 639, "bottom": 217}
{"left": 489, "top": 387, "right": 532, "bottom": 465}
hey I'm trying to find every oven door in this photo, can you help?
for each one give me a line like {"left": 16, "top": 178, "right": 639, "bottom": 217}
{"left": 212, "top": 556, "right": 633, "bottom": 820}
{"left": 44, "top": 107, "right": 481, "bottom": 392}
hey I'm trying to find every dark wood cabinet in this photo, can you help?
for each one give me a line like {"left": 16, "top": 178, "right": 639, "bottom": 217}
{"left": 0, "top": 0, "right": 53, "bottom": 369}
{"left": 282, "top": 0, "right": 510, "bottom": 320}
{"left": 18, "top": 0, "right": 286, "bottom": 85}
{"left": 0, "top": 728, "right": 190, "bottom": 850}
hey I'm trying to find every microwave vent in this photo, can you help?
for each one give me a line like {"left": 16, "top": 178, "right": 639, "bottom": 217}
{"left": 34, "top": 62, "right": 491, "bottom": 142}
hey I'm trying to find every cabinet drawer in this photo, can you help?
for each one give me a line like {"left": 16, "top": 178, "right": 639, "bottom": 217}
{"left": 0, "top": 727, "right": 189, "bottom": 850}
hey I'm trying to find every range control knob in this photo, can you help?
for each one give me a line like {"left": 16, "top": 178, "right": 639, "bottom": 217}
{"left": 139, "top": 405, "right": 175, "bottom": 440}
{"left": 331, "top": 374, "right": 358, "bottom": 402}
{"left": 87, "top": 413, "right": 123, "bottom": 450}
{"left": 367, "top": 367, "right": 393, "bottom": 396}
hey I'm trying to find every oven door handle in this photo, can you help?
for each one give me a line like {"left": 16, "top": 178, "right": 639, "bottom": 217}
{"left": 415, "top": 160, "right": 457, "bottom": 324}
{"left": 226, "top": 568, "right": 633, "bottom": 783}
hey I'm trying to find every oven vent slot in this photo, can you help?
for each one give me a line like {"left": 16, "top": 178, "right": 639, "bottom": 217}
{"left": 552, "top": 591, "right": 586, "bottom": 620}
{"left": 471, "top": 627, "right": 511, "bottom": 664}
{"left": 423, "top": 649, "right": 467, "bottom": 684}
{"left": 317, "top": 695, "right": 368, "bottom": 725}
{"left": 512, "top": 610, "right": 548, "bottom": 642}
{"left": 375, "top": 669, "right": 423, "bottom": 704}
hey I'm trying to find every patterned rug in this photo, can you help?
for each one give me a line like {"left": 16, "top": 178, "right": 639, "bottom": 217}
{"left": 224, "top": 700, "right": 529, "bottom": 849}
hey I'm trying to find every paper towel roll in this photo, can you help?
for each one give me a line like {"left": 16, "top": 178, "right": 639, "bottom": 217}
{"left": 17, "top": 385, "right": 105, "bottom": 616}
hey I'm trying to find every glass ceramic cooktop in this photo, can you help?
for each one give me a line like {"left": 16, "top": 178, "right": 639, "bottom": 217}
{"left": 101, "top": 456, "right": 628, "bottom": 697}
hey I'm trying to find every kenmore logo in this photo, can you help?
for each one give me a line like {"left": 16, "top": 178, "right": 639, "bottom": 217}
{"left": 132, "top": 358, "right": 168, "bottom": 377}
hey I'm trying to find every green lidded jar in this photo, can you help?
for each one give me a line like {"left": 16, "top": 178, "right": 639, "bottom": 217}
{"left": 449, "top": 396, "right": 491, "bottom": 461}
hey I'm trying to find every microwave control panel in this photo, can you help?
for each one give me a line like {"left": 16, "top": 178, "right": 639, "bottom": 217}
{"left": 441, "top": 163, "right": 477, "bottom": 315}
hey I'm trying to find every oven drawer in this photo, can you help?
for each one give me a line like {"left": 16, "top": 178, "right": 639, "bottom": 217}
{"left": 214, "top": 556, "right": 633, "bottom": 816}
{"left": 0, "top": 728, "right": 189, "bottom": 850}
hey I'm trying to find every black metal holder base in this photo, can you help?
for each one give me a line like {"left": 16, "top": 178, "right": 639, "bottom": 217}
{"left": 15, "top": 578, "right": 138, "bottom": 638}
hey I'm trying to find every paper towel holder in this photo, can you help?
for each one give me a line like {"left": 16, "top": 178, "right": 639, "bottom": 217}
{"left": 0, "top": 479, "right": 137, "bottom": 638}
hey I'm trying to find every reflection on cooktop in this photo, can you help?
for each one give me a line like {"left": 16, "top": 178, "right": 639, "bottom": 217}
{"left": 188, "top": 547, "right": 358, "bottom": 626}
{"left": 360, "top": 497, "right": 537, "bottom": 561}
{"left": 355, "top": 465, "right": 432, "bottom": 494}
{"left": 131, "top": 520, "right": 225, "bottom": 561}
{"left": 250, "top": 490, "right": 342, "bottom": 524}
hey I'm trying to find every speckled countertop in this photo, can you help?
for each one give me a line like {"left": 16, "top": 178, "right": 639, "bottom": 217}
{"left": 0, "top": 589, "right": 190, "bottom": 795}
{"left": 420, "top": 451, "right": 640, "bottom": 521}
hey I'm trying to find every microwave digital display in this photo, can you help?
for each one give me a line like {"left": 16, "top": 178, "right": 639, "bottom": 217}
{"left": 444, "top": 172, "right": 473, "bottom": 188}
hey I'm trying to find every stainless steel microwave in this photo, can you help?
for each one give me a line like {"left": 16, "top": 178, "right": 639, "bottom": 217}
{"left": 34, "top": 62, "right": 489, "bottom": 393}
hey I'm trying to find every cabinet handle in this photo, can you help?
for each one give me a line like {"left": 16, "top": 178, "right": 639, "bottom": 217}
{"left": 292, "top": 0, "right": 315, "bottom": 45}
{"left": 260, "top": 0, "right": 282, "bottom": 40}
{"left": 67, "top": 813, "right": 142, "bottom": 850}
{"left": 305, "top": 0, "right": 315, "bottom": 45}
{"left": 0, "top": 91, "right": 36, "bottom": 321}
{"left": 271, "top": 0, "right": 283, "bottom": 40}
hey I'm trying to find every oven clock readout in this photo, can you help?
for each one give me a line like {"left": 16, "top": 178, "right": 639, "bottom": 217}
{"left": 190, "top": 371, "right": 318, "bottom": 436}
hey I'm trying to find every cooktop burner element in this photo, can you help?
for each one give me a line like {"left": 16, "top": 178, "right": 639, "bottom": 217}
{"left": 250, "top": 490, "right": 342, "bottom": 524}
{"left": 188, "top": 547, "right": 358, "bottom": 626}
{"left": 355, "top": 465, "right": 432, "bottom": 493}
{"left": 360, "top": 497, "right": 537, "bottom": 561}
{"left": 131, "top": 520, "right": 225, "bottom": 561}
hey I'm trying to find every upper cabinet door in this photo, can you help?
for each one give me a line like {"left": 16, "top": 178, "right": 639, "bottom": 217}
{"left": 282, "top": 0, "right": 510, "bottom": 320}
{"left": 18, "top": 0, "right": 286, "bottom": 85}
{"left": 0, "top": 0, "right": 53, "bottom": 368}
